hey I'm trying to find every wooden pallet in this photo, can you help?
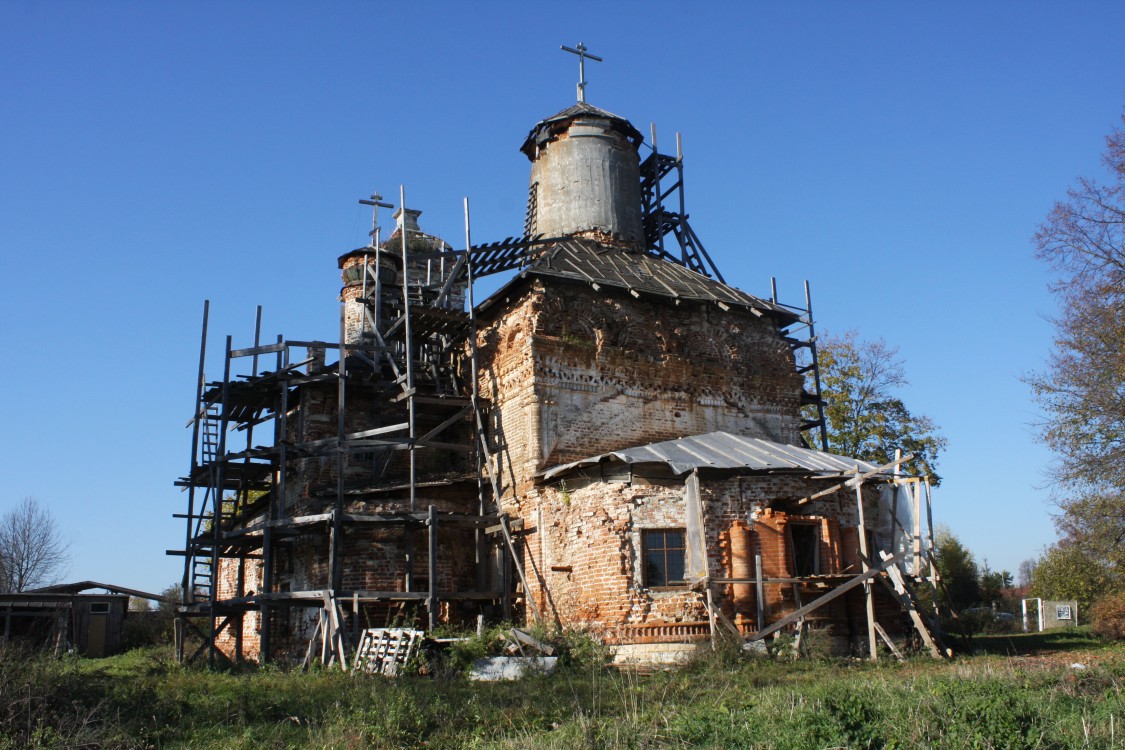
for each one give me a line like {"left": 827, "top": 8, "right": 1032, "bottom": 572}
{"left": 352, "top": 628, "right": 424, "bottom": 676}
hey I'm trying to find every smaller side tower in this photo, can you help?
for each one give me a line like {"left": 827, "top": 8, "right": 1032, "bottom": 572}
{"left": 339, "top": 207, "right": 462, "bottom": 348}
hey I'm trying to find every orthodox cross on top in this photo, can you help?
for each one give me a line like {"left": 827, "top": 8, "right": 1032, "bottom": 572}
{"left": 358, "top": 191, "right": 394, "bottom": 248}
{"left": 561, "top": 42, "right": 602, "bottom": 103}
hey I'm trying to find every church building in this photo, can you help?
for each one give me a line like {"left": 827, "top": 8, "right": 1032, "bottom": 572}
{"left": 174, "top": 49, "right": 943, "bottom": 666}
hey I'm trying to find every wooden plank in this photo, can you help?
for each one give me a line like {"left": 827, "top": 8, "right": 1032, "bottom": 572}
{"left": 854, "top": 477, "right": 878, "bottom": 660}
{"left": 706, "top": 588, "right": 718, "bottom": 650}
{"left": 873, "top": 622, "right": 905, "bottom": 661}
{"left": 345, "top": 423, "right": 410, "bottom": 440}
{"left": 285, "top": 340, "right": 341, "bottom": 350}
{"left": 498, "top": 515, "right": 543, "bottom": 626}
{"left": 510, "top": 628, "right": 555, "bottom": 655}
{"left": 747, "top": 552, "right": 903, "bottom": 644}
{"left": 319, "top": 609, "right": 329, "bottom": 666}
{"left": 484, "top": 518, "right": 525, "bottom": 535}
{"left": 796, "top": 454, "right": 914, "bottom": 506}
{"left": 754, "top": 552, "right": 765, "bottom": 632}
{"left": 712, "top": 576, "right": 853, "bottom": 585}
{"left": 713, "top": 604, "right": 744, "bottom": 639}
{"left": 879, "top": 551, "right": 948, "bottom": 659}
{"left": 299, "top": 433, "right": 409, "bottom": 451}
{"left": 427, "top": 505, "right": 438, "bottom": 631}
{"left": 302, "top": 613, "right": 322, "bottom": 670}
{"left": 230, "top": 342, "right": 285, "bottom": 358}
{"left": 419, "top": 406, "right": 473, "bottom": 443}
{"left": 411, "top": 395, "right": 471, "bottom": 407}
{"left": 324, "top": 595, "right": 347, "bottom": 672}
{"left": 414, "top": 439, "right": 472, "bottom": 453}
{"left": 912, "top": 479, "right": 923, "bottom": 574}
{"left": 924, "top": 477, "right": 938, "bottom": 584}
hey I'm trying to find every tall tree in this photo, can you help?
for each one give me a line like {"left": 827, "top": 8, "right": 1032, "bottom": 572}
{"left": 1030, "top": 109, "right": 1125, "bottom": 593}
{"left": 815, "top": 331, "right": 947, "bottom": 483}
{"left": 978, "top": 562, "right": 1014, "bottom": 608}
{"left": 0, "top": 497, "right": 71, "bottom": 592}
{"left": 934, "top": 526, "right": 981, "bottom": 611}
{"left": 1017, "top": 558, "right": 1038, "bottom": 589}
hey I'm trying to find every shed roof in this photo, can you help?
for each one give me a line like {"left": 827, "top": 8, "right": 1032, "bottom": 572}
{"left": 28, "top": 581, "right": 168, "bottom": 602}
{"left": 539, "top": 431, "right": 885, "bottom": 480}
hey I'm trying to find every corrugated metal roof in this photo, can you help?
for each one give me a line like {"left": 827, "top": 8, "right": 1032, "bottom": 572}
{"left": 514, "top": 239, "right": 796, "bottom": 321}
{"left": 540, "top": 431, "right": 885, "bottom": 479}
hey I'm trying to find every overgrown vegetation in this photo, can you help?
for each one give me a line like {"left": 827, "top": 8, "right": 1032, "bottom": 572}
{"left": 1, "top": 629, "right": 1122, "bottom": 749}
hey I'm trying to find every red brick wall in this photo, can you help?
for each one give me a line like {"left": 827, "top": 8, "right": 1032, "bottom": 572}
{"left": 476, "top": 280, "right": 805, "bottom": 499}
{"left": 515, "top": 473, "right": 889, "bottom": 649}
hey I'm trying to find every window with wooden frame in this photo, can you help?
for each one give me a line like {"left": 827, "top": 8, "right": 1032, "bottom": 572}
{"left": 788, "top": 522, "right": 821, "bottom": 577}
{"left": 642, "top": 528, "right": 686, "bottom": 587}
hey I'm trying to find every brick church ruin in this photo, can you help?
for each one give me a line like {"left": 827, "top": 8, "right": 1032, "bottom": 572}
{"left": 173, "top": 51, "right": 946, "bottom": 666}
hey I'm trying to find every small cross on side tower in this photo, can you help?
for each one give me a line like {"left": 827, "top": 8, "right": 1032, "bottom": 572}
{"left": 359, "top": 191, "right": 394, "bottom": 248}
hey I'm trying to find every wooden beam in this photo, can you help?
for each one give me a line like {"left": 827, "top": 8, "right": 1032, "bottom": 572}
{"left": 878, "top": 550, "right": 949, "bottom": 659}
{"left": 498, "top": 515, "right": 543, "bottom": 626}
{"left": 427, "top": 505, "right": 438, "bottom": 631}
{"left": 754, "top": 552, "right": 765, "bottom": 632}
{"left": 796, "top": 454, "right": 914, "bottom": 506}
{"left": 712, "top": 576, "right": 854, "bottom": 585}
{"left": 873, "top": 622, "right": 904, "bottom": 661}
{"left": 912, "top": 479, "right": 923, "bottom": 575}
{"left": 419, "top": 406, "right": 473, "bottom": 443}
{"left": 510, "top": 628, "right": 556, "bottom": 655}
{"left": 484, "top": 518, "right": 524, "bottom": 535}
{"left": 706, "top": 588, "right": 718, "bottom": 650}
{"left": 713, "top": 604, "right": 744, "bottom": 640}
{"left": 855, "top": 477, "right": 878, "bottom": 660}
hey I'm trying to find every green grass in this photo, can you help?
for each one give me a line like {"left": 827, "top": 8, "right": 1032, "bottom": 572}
{"left": 1, "top": 630, "right": 1123, "bottom": 749}
{"left": 972, "top": 625, "right": 1108, "bottom": 656}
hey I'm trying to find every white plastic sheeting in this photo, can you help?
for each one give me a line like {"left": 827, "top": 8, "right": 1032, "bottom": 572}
{"left": 877, "top": 484, "right": 917, "bottom": 575}
{"left": 684, "top": 470, "right": 708, "bottom": 585}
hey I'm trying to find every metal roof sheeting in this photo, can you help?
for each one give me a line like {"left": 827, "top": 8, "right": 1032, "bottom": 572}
{"left": 521, "top": 101, "right": 644, "bottom": 157}
{"left": 524, "top": 239, "right": 797, "bottom": 320}
{"left": 540, "top": 431, "right": 885, "bottom": 480}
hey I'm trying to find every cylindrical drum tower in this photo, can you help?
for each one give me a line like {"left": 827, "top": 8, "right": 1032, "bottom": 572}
{"left": 521, "top": 102, "right": 645, "bottom": 248}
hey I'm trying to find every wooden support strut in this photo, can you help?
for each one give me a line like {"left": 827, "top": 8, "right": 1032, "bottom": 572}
{"left": 745, "top": 551, "right": 905, "bottom": 644}
{"left": 854, "top": 474, "right": 879, "bottom": 660}
{"left": 754, "top": 552, "right": 766, "bottom": 632}
{"left": 705, "top": 588, "right": 718, "bottom": 650}
{"left": 498, "top": 515, "right": 544, "bottom": 626}
{"left": 876, "top": 550, "right": 950, "bottom": 659}
{"left": 796, "top": 453, "right": 915, "bottom": 506}
{"left": 873, "top": 622, "right": 905, "bottom": 661}
{"left": 427, "top": 505, "right": 438, "bottom": 631}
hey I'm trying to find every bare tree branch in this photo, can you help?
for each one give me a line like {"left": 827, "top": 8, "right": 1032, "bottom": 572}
{"left": 0, "top": 497, "right": 72, "bottom": 592}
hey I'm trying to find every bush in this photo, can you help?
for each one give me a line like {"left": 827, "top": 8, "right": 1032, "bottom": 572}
{"left": 120, "top": 611, "right": 167, "bottom": 650}
{"left": 1091, "top": 591, "right": 1125, "bottom": 639}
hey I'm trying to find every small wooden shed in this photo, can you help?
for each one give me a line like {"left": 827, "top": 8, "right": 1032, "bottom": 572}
{"left": 0, "top": 581, "right": 166, "bottom": 657}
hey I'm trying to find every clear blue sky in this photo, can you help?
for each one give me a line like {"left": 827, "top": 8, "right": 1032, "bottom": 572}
{"left": 2, "top": 2, "right": 1123, "bottom": 594}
